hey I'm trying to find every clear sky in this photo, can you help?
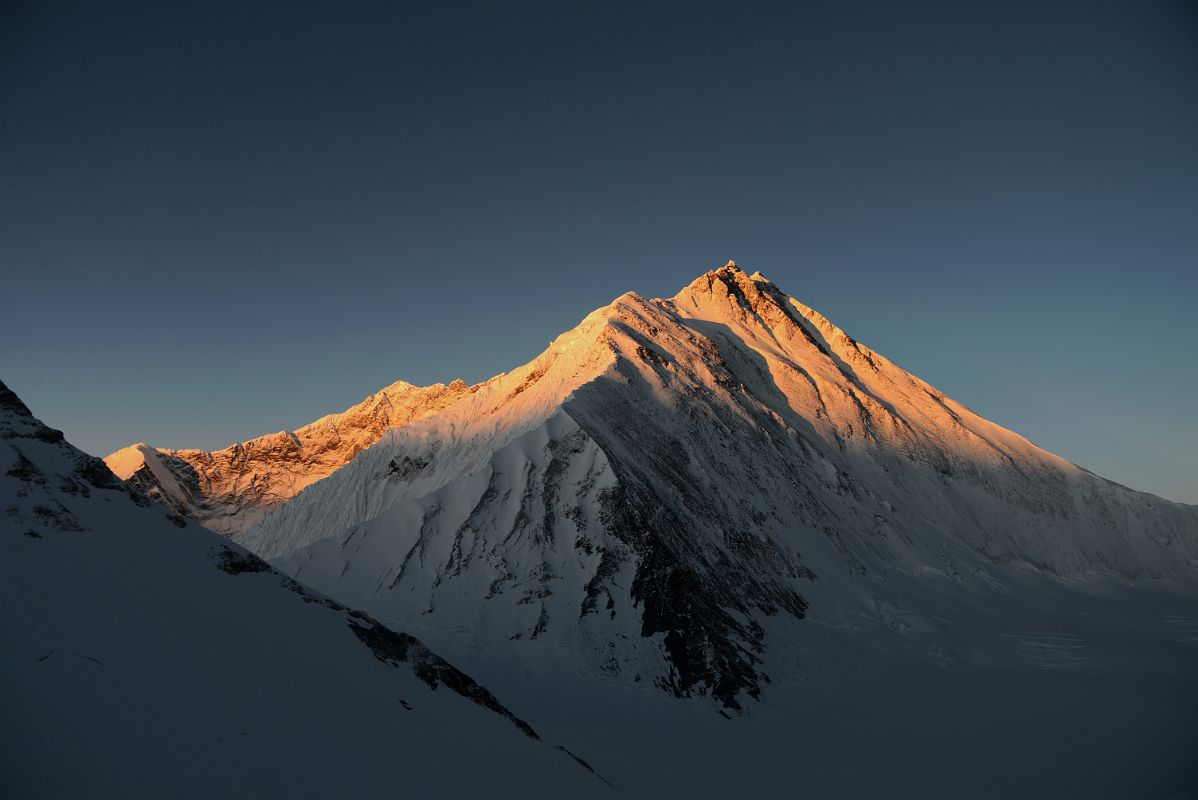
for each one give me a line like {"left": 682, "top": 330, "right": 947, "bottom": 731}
{"left": 2, "top": 1, "right": 1196, "bottom": 502}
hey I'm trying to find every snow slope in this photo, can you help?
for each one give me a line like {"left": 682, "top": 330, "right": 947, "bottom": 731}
{"left": 104, "top": 379, "right": 472, "bottom": 535}
{"left": 0, "top": 381, "right": 612, "bottom": 798}
{"left": 240, "top": 262, "right": 1198, "bottom": 711}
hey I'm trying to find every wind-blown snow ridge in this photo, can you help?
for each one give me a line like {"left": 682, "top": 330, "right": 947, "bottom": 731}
{"left": 0, "top": 380, "right": 612, "bottom": 797}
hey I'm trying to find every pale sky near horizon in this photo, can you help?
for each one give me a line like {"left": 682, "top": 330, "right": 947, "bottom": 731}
{"left": 2, "top": 1, "right": 1196, "bottom": 502}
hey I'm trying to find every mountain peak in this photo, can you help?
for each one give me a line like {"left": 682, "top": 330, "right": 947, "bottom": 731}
{"left": 691, "top": 259, "right": 774, "bottom": 287}
{"left": 705, "top": 259, "right": 769, "bottom": 282}
{"left": 672, "top": 260, "right": 786, "bottom": 321}
{"left": 708, "top": 259, "right": 761, "bottom": 281}
{"left": 103, "top": 442, "right": 155, "bottom": 480}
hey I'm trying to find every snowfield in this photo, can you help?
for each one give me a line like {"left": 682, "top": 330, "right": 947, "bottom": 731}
{"left": 0, "top": 381, "right": 613, "bottom": 798}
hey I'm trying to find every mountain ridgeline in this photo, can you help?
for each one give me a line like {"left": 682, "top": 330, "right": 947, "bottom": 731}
{"left": 105, "top": 380, "right": 473, "bottom": 534}
{"left": 109, "top": 263, "right": 1198, "bottom": 709}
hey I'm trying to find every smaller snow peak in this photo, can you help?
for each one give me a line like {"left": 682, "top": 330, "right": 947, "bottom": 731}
{"left": 380, "top": 380, "right": 417, "bottom": 395}
{"left": 104, "top": 443, "right": 154, "bottom": 480}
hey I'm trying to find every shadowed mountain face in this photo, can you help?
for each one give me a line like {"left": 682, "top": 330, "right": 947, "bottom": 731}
{"left": 105, "top": 379, "right": 473, "bottom": 535}
{"left": 0, "top": 381, "right": 611, "bottom": 797}
{"left": 223, "top": 263, "right": 1197, "bottom": 708}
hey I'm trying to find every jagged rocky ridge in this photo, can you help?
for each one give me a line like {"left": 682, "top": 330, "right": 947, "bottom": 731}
{"left": 141, "top": 264, "right": 1198, "bottom": 709}
{"left": 105, "top": 379, "right": 473, "bottom": 535}
{"left": 0, "top": 380, "right": 610, "bottom": 797}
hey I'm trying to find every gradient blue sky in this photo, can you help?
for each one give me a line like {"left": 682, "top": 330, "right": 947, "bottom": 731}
{"left": 2, "top": 1, "right": 1196, "bottom": 502}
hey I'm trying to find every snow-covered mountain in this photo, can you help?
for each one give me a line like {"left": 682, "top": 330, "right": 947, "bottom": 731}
{"left": 0, "top": 381, "right": 611, "bottom": 798}
{"left": 18, "top": 263, "right": 1198, "bottom": 798}
{"left": 104, "top": 379, "right": 472, "bottom": 535}
{"left": 232, "top": 262, "right": 1198, "bottom": 710}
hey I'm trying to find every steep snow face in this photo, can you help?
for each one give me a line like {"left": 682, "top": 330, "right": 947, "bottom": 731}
{"left": 0, "top": 381, "right": 612, "bottom": 798}
{"left": 269, "top": 410, "right": 687, "bottom": 696}
{"left": 104, "top": 379, "right": 473, "bottom": 535}
{"left": 236, "top": 263, "right": 1198, "bottom": 708}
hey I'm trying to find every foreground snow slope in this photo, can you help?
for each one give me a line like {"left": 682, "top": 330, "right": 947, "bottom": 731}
{"left": 240, "top": 262, "right": 1198, "bottom": 710}
{"left": 104, "top": 379, "right": 472, "bottom": 535}
{"left": 0, "top": 381, "right": 611, "bottom": 798}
